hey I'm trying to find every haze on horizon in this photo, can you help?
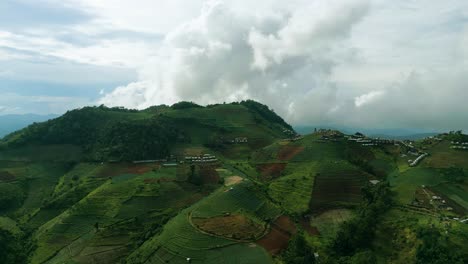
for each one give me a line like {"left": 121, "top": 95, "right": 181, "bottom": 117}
{"left": 0, "top": 0, "right": 467, "bottom": 132}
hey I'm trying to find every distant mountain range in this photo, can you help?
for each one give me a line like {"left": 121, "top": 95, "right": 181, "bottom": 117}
{"left": 294, "top": 125, "right": 440, "bottom": 140}
{"left": 0, "top": 114, "right": 58, "bottom": 138}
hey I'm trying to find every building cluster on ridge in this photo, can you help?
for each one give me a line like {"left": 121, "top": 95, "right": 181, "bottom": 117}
{"left": 185, "top": 154, "right": 218, "bottom": 163}
{"left": 450, "top": 141, "right": 468, "bottom": 150}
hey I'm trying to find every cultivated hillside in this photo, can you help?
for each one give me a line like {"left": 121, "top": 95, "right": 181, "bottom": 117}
{"left": 0, "top": 105, "right": 467, "bottom": 264}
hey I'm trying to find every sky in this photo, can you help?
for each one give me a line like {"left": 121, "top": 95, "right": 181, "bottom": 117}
{"left": 1, "top": 0, "right": 467, "bottom": 131}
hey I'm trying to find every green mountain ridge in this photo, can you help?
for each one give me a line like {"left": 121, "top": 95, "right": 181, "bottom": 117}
{"left": 0, "top": 100, "right": 293, "bottom": 162}
{"left": 0, "top": 102, "right": 467, "bottom": 264}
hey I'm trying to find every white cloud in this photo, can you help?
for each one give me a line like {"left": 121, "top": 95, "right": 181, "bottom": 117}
{"left": 2, "top": 0, "right": 468, "bottom": 131}
{"left": 354, "top": 90, "right": 385, "bottom": 107}
{"left": 100, "top": 0, "right": 370, "bottom": 114}
{"left": 0, "top": 30, "right": 153, "bottom": 68}
{"left": 248, "top": 0, "right": 369, "bottom": 71}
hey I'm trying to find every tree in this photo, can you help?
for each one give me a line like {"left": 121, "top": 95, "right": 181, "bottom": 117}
{"left": 0, "top": 183, "right": 24, "bottom": 210}
{"left": 0, "top": 229, "right": 30, "bottom": 264}
{"left": 416, "top": 228, "right": 464, "bottom": 264}
{"left": 282, "top": 231, "right": 315, "bottom": 264}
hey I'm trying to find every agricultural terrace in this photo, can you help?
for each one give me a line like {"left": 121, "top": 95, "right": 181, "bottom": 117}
{"left": 309, "top": 161, "right": 369, "bottom": 211}
{"left": 30, "top": 165, "right": 216, "bottom": 264}
{"left": 126, "top": 182, "right": 284, "bottom": 263}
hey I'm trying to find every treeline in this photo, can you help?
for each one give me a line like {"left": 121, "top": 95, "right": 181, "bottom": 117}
{"left": 239, "top": 100, "right": 293, "bottom": 131}
{"left": 0, "top": 100, "right": 293, "bottom": 161}
{"left": 0, "top": 229, "right": 35, "bottom": 264}
{"left": 0, "top": 183, "right": 25, "bottom": 211}
{"left": 326, "top": 182, "right": 393, "bottom": 262}
{"left": 2, "top": 107, "right": 181, "bottom": 161}
{"left": 415, "top": 228, "right": 465, "bottom": 264}
{"left": 93, "top": 118, "right": 179, "bottom": 161}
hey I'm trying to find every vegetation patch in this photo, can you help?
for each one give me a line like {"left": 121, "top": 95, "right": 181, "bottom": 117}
{"left": 224, "top": 176, "right": 243, "bottom": 186}
{"left": 278, "top": 145, "right": 304, "bottom": 161}
{"left": 310, "top": 209, "right": 354, "bottom": 239}
{"left": 192, "top": 214, "right": 266, "bottom": 241}
{"left": 310, "top": 170, "right": 366, "bottom": 211}
{"left": 430, "top": 183, "right": 468, "bottom": 213}
{"left": 0, "top": 171, "right": 15, "bottom": 182}
{"left": 256, "top": 163, "right": 287, "bottom": 181}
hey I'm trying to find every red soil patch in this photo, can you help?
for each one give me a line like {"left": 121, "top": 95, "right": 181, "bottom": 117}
{"left": 143, "top": 178, "right": 174, "bottom": 184}
{"left": 96, "top": 163, "right": 160, "bottom": 178}
{"left": 96, "top": 164, "right": 128, "bottom": 178}
{"left": 126, "top": 164, "right": 160, "bottom": 175}
{"left": 199, "top": 165, "right": 220, "bottom": 184}
{"left": 256, "top": 163, "right": 287, "bottom": 181}
{"left": 0, "top": 171, "right": 15, "bottom": 181}
{"left": 278, "top": 145, "right": 304, "bottom": 161}
{"left": 257, "top": 216, "right": 296, "bottom": 255}
{"left": 299, "top": 218, "right": 320, "bottom": 236}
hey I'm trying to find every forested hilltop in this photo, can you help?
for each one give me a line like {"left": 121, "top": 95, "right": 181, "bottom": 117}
{"left": 0, "top": 100, "right": 293, "bottom": 162}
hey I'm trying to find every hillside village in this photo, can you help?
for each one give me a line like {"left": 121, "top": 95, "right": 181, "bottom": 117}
{"left": 313, "top": 129, "right": 431, "bottom": 167}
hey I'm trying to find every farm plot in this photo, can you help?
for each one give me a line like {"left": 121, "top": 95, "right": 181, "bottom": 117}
{"left": 310, "top": 209, "right": 354, "bottom": 240}
{"left": 0, "top": 170, "right": 15, "bottom": 181}
{"left": 32, "top": 178, "right": 141, "bottom": 263}
{"left": 192, "top": 214, "right": 266, "bottom": 241}
{"left": 268, "top": 163, "right": 316, "bottom": 214}
{"left": 431, "top": 183, "right": 468, "bottom": 212}
{"left": 95, "top": 163, "right": 159, "bottom": 178}
{"left": 191, "top": 183, "right": 267, "bottom": 218}
{"left": 388, "top": 168, "right": 444, "bottom": 204}
{"left": 257, "top": 216, "right": 296, "bottom": 255}
{"left": 256, "top": 163, "right": 287, "bottom": 181}
{"left": 140, "top": 242, "right": 272, "bottom": 264}
{"left": 277, "top": 145, "right": 304, "bottom": 161}
{"left": 131, "top": 207, "right": 272, "bottom": 264}
{"left": 309, "top": 169, "right": 366, "bottom": 211}
{"left": 291, "top": 140, "right": 345, "bottom": 162}
{"left": 225, "top": 176, "right": 243, "bottom": 186}
{"left": 153, "top": 211, "right": 237, "bottom": 260}
{"left": 17, "top": 162, "right": 72, "bottom": 215}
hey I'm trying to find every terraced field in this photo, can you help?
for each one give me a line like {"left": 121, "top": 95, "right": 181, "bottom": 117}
{"left": 125, "top": 181, "right": 282, "bottom": 264}
{"left": 309, "top": 164, "right": 368, "bottom": 210}
{"left": 268, "top": 170, "right": 315, "bottom": 214}
{"left": 192, "top": 214, "right": 266, "bottom": 241}
{"left": 27, "top": 164, "right": 216, "bottom": 264}
{"left": 192, "top": 183, "right": 279, "bottom": 219}
{"left": 388, "top": 168, "right": 444, "bottom": 204}
{"left": 432, "top": 183, "right": 468, "bottom": 211}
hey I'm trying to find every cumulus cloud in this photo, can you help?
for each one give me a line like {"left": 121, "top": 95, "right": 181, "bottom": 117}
{"left": 100, "top": 0, "right": 370, "bottom": 116}
{"left": 6, "top": 0, "right": 462, "bottom": 131}
{"left": 355, "top": 90, "right": 385, "bottom": 107}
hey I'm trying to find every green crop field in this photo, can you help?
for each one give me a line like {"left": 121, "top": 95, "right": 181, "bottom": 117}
{"left": 389, "top": 167, "right": 444, "bottom": 203}
{"left": 432, "top": 183, "right": 468, "bottom": 210}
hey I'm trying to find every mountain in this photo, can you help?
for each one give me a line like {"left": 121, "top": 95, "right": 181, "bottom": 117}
{"left": 0, "top": 114, "right": 57, "bottom": 138}
{"left": 0, "top": 100, "right": 293, "bottom": 161}
{"left": 0, "top": 102, "right": 467, "bottom": 264}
